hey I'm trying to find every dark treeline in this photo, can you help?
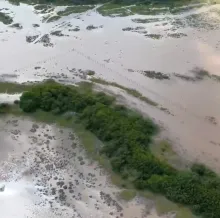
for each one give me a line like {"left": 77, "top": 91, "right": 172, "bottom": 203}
{"left": 8, "top": 0, "right": 195, "bottom": 6}
{"left": 19, "top": 82, "right": 220, "bottom": 218}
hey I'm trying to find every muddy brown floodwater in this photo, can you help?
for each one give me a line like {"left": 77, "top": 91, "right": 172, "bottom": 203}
{"left": 1, "top": 0, "right": 220, "bottom": 217}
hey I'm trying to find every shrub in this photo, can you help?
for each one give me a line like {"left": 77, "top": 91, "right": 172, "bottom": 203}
{"left": 19, "top": 91, "right": 39, "bottom": 112}
{"left": 14, "top": 100, "right": 20, "bottom": 104}
{"left": 191, "top": 163, "right": 216, "bottom": 177}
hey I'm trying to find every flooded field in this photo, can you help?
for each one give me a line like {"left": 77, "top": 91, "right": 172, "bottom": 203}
{"left": 1, "top": 0, "right": 220, "bottom": 217}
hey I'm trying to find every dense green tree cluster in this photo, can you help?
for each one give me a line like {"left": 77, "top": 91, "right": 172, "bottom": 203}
{"left": 80, "top": 102, "right": 174, "bottom": 177}
{"left": 147, "top": 172, "right": 220, "bottom": 217}
{"left": 19, "top": 82, "right": 220, "bottom": 218}
{"left": 19, "top": 83, "right": 114, "bottom": 113}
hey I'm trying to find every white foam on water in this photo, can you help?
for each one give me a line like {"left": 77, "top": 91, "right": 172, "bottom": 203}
{"left": 0, "top": 93, "right": 22, "bottom": 104}
{"left": 0, "top": 180, "right": 39, "bottom": 217}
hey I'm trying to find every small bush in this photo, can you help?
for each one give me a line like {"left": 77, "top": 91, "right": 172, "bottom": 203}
{"left": 191, "top": 163, "right": 216, "bottom": 177}
{"left": 87, "top": 70, "right": 95, "bottom": 76}
{"left": 0, "top": 103, "right": 10, "bottom": 113}
{"left": 119, "top": 190, "right": 136, "bottom": 201}
{"left": 14, "top": 100, "right": 20, "bottom": 104}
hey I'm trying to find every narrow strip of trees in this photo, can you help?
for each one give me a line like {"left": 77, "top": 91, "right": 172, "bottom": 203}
{"left": 19, "top": 82, "right": 220, "bottom": 218}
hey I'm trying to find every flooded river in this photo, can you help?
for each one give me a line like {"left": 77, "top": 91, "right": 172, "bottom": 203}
{"left": 0, "top": 0, "right": 220, "bottom": 217}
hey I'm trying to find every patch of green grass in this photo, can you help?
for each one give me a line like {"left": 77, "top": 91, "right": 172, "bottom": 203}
{"left": 0, "top": 80, "right": 59, "bottom": 94}
{"left": 97, "top": 0, "right": 209, "bottom": 17}
{"left": 153, "top": 140, "right": 175, "bottom": 155}
{"left": 0, "top": 80, "right": 91, "bottom": 95}
{"left": 76, "top": 81, "right": 94, "bottom": 93}
{"left": 150, "top": 140, "right": 188, "bottom": 170}
{"left": 43, "top": 15, "right": 61, "bottom": 23}
{"left": 90, "top": 78, "right": 158, "bottom": 106}
{"left": 0, "top": 12, "right": 13, "bottom": 25}
{"left": 140, "top": 191, "right": 197, "bottom": 218}
{"left": 34, "top": 4, "right": 50, "bottom": 11}
{"left": 130, "top": 5, "right": 168, "bottom": 15}
{"left": 110, "top": 173, "right": 131, "bottom": 188}
{"left": 57, "top": 5, "right": 94, "bottom": 16}
{"left": 98, "top": 3, "right": 169, "bottom": 16}
{"left": 119, "top": 189, "right": 136, "bottom": 201}
{"left": 0, "top": 104, "right": 22, "bottom": 116}
{"left": 155, "top": 196, "right": 197, "bottom": 218}
{"left": 98, "top": 3, "right": 124, "bottom": 11}
{"left": 42, "top": 5, "right": 94, "bottom": 23}
{"left": 97, "top": 4, "right": 132, "bottom": 17}
{"left": 170, "top": 3, "right": 207, "bottom": 14}
{"left": 72, "top": 119, "right": 101, "bottom": 154}
{"left": 95, "top": 154, "right": 111, "bottom": 168}
{"left": 155, "top": 195, "right": 180, "bottom": 215}
{"left": 0, "top": 82, "right": 31, "bottom": 93}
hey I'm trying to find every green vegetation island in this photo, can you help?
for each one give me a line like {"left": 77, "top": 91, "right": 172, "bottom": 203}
{"left": 1, "top": 80, "right": 220, "bottom": 218}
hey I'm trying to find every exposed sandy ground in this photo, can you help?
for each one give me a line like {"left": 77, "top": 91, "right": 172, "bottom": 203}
{"left": 0, "top": 115, "right": 170, "bottom": 218}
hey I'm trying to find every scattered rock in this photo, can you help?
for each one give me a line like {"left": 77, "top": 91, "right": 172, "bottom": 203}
{"left": 50, "top": 30, "right": 65, "bottom": 37}
{"left": 10, "top": 23, "right": 23, "bottom": 29}
{"left": 173, "top": 73, "right": 196, "bottom": 82}
{"left": 206, "top": 116, "right": 218, "bottom": 125}
{"left": 68, "top": 26, "right": 80, "bottom": 32}
{"left": 168, "top": 33, "right": 187, "bottom": 38}
{"left": 142, "top": 70, "right": 170, "bottom": 80}
{"left": 33, "top": 23, "right": 40, "bottom": 28}
{"left": 122, "top": 26, "right": 145, "bottom": 32}
{"left": 145, "top": 34, "right": 162, "bottom": 40}
{"left": 0, "top": 184, "right": 5, "bottom": 192}
{"left": 26, "top": 35, "right": 39, "bottom": 43}
{"left": 86, "top": 25, "right": 103, "bottom": 30}
{"left": 35, "top": 34, "right": 53, "bottom": 47}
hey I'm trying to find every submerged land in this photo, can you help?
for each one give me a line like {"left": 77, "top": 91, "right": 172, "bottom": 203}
{"left": 1, "top": 0, "right": 220, "bottom": 217}
{"left": 0, "top": 80, "right": 219, "bottom": 218}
